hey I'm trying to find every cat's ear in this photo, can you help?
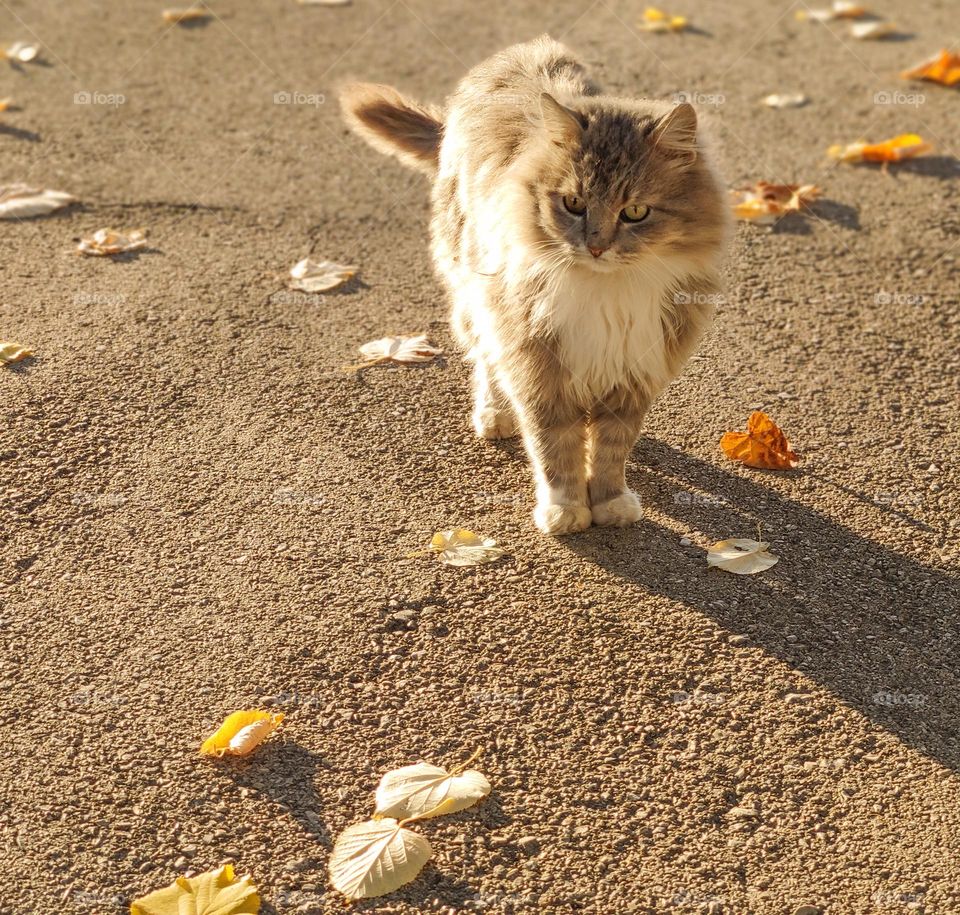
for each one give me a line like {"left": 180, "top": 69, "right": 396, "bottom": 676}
{"left": 340, "top": 83, "right": 443, "bottom": 175}
{"left": 539, "top": 92, "right": 584, "bottom": 145}
{"left": 652, "top": 103, "right": 698, "bottom": 164}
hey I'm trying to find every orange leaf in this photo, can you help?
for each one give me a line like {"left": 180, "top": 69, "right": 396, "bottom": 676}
{"left": 720, "top": 412, "right": 799, "bottom": 470}
{"left": 901, "top": 49, "right": 960, "bottom": 87}
{"left": 828, "top": 133, "right": 931, "bottom": 163}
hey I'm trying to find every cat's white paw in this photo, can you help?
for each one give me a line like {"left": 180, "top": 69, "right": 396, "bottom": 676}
{"left": 592, "top": 491, "right": 643, "bottom": 527}
{"left": 473, "top": 407, "right": 518, "bottom": 440}
{"left": 533, "top": 502, "right": 592, "bottom": 536}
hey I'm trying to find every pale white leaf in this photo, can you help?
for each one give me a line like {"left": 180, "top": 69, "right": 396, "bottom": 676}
{"left": 4, "top": 42, "right": 39, "bottom": 62}
{"left": 707, "top": 539, "right": 779, "bottom": 575}
{"left": 358, "top": 334, "right": 442, "bottom": 365}
{"left": 429, "top": 529, "right": 504, "bottom": 567}
{"left": 0, "top": 184, "right": 75, "bottom": 219}
{"left": 162, "top": 7, "right": 212, "bottom": 24}
{"left": 77, "top": 228, "right": 148, "bottom": 256}
{"left": 761, "top": 93, "right": 809, "bottom": 109}
{"left": 329, "top": 819, "right": 431, "bottom": 901}
{"left": 289, "top": 257, "right": 357, "bottom": 292}
{"left": 850, "top": 20, "right": 896, "bottom": 39}
{"left": 375, "top": 762, "right": 491, "bottom": 820}
{"left": 297, "top": 0, "right": 351, "bottom": 5}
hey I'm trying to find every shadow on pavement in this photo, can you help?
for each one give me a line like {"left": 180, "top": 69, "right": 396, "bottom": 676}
{"left": 562, "top": 438, "right": 960, "bottom": 772}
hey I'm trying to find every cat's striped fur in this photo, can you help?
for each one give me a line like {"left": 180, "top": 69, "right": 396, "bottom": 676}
{"left": 342, "top": 36, "right": 729, "bottom": 534}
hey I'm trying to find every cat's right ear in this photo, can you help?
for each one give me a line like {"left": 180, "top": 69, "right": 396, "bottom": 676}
{"left": 339, "top": 83, "right": 443, "bottom": 175}
{"left": 539, "top": 93, "right": 584, "bottom": 146}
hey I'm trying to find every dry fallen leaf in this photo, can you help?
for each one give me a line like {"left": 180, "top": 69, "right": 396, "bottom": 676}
{"left": 329, "top": 818, "right": 432, "bottom": 901}
{"left": 130, "top": 863, "right": 260, "bottom": 915}
{"left": 289, "top": 257, "right": 357, "bottom": 292}
{"left": 707, "top": 539, "right": 779, "bottom": 575}
{"left": 828, "top": 133, "right": 931, "bottom": 163}
{"left": 720, "top": 411, "right": 799, "bottom": 469}
{"left": 637, "top": 6, "right": 688, "bottom": 32}
{"left": 796, "top": 1, "right": 866, "bottom": 22}
{"left": 428, "top": 529, "right": 504, "bottom": 567}
{"left": 850, "top": 20, "right": 897, "bottom": 39}
{"left": 761, "top": 92, "right": 809, "bottom": 109}
{"left": 356, "top": 334, "right": 442, "bottom": 367}
{"left": 77, "top": 228, "right": 148, "bottom": 257}
{"left": 0, "top": 98, "right": 13, "bottom": 112}
{"left": 200, "top": 710, "right": 284, "bottom": 758}
{"left": 162, "top": 7, "right": 211, "bottom": 23}
{"left": 731, "top": 182, "right": 821, "bottom": 225}
{"left": 0, "top": 184, "right": 75, "bottom": 219}
{"left": 901, "top": 49, "right": 960, "bottom": 87}
{"left": 374, "top": 755, "right": 491, "bottom": 821}
{"left": 3, "top": 41, "right": 39, "bottom": 62}
{"left": 0, "top": 342, "right": 32, "bottom": 366}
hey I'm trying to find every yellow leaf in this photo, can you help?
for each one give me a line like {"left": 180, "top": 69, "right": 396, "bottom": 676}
{"left": 638, "top": 7, "right": 688, "bottom": 31}
{"left": 706, "top": 539, "right": 779, "bottom": 575}
{"left": 78, "top": 228, "right": 148, "bottom": 257}
{"left": 850, "top": 20, "right": 897, "bottom": 39}
{"left": 289, "top": 257, "right": 357, "bottom": 293}
{"left": 0, "top": 342, "right": 32, "bottom": 365}
{"left": 329, "top": 819, "right": 432, "bottom": 900}
{"left": 130, "top": 863, "right": 259, "bottom": 915}
{"left": 200, "top": 710, "right": 284, "bottom": 758}
{"left": 374, "top": 759, "right": 491, "bottom": 820}
{"left": 428, "top": 529, "right": 504, "bottom": 566}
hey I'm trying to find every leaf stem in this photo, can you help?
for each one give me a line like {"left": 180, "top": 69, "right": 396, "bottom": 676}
{"left": 450, "top": 746, "right": 483, "bottom": 775}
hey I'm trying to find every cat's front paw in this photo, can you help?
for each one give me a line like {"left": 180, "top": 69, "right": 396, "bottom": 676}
{"left": 473, "top": 407, "right": 518, "bottom": 440}
{"left": 533, "top": 502, "right": 592, "bottom": 536}
{"left": 591, "top": 491, "right": 643, "bottom": 527}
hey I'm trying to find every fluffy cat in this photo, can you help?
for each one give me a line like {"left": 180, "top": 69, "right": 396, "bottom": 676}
{"left": 341, "top": 35, "right": 729, "bottom": 535}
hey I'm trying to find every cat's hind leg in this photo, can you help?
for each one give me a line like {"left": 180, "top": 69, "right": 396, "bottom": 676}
{"left": 471, "top": 355, "right": 518, "bottom": 440}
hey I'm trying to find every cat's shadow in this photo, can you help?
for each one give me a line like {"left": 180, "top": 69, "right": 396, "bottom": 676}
{"left": 558, "top": 437, "right": 959, "bottom": 772}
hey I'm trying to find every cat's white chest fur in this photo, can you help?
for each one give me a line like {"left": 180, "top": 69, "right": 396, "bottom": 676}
{"left": 530, "top": 259, "right": 687, "bottom": 401}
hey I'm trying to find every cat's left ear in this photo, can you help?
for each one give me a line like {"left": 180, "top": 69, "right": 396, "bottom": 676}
{"left": 539, "top": 93, "right": 584, "bottom": 145}
{"left": 652, "top": 103, "right": 698, "bottom": 164}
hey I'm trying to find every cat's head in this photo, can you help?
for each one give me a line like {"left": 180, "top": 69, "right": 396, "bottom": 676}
{"left": 521, "top": 94, "right": 729, "bottom": 273}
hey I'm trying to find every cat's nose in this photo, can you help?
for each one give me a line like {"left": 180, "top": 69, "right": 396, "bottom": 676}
{"left": 588, "top": 245, "right": 606, "bottom": 258}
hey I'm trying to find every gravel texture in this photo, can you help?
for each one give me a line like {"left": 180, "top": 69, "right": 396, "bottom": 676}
{"left": 1, "top": 1, "right": 959, "bottom": 913}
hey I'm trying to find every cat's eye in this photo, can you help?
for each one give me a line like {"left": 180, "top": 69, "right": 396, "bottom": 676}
{"left": 620, "top": 204, "right": 651, "bottom": 223}
{"left": 562, "top": 194, "right": 587, "bottom": 216}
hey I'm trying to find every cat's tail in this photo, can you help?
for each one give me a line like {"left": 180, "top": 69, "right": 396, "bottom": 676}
{"left": 339, "top": 83, "right": 443, "bottom": 175}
